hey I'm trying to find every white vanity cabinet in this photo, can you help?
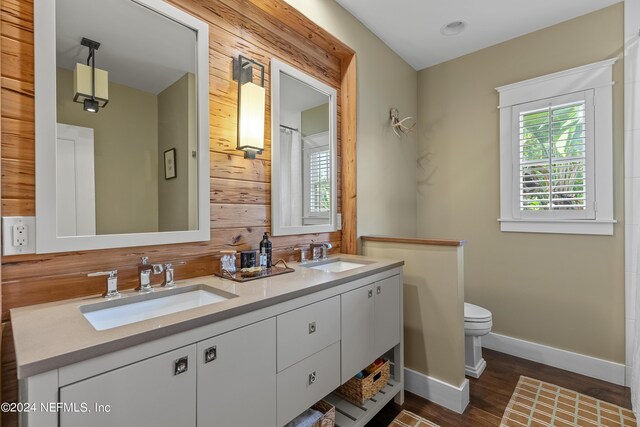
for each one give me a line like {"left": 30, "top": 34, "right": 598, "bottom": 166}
{"left": 341, "top": 276, "right": 401, "bottom": 381}
{"left": 18, "top": 263, "right": 404, "bottom": 427}
{"left": 59, "top": 345, "right": 197, "bottom": 427}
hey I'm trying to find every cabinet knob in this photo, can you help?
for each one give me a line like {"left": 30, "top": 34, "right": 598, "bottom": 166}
{"left": 173, "top": 356, "right": 189, "bottom": 375}
{"left": 204, "top": 346, "right": 217, "bottom": 363}
{"left": 377, "top": 286, "right": 381, "bottom": 295}
{"left": 368, "top": 289, "right": 373, "bottom": 298}
{"left": 309, "top": 371, "right": 317, "bottom": 385}
{"left": 308, "top": 321, "right": 316, "bottom": 334}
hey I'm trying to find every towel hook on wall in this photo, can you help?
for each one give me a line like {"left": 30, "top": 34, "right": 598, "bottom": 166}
{"left": 390, "top": 108, "right": 416, "bottom": 137}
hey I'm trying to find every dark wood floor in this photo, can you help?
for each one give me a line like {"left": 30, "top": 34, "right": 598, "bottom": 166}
{"left": 366, "top": 348, "right": 632, "bottom": 426}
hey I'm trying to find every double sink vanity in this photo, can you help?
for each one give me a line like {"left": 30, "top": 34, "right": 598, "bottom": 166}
{"left": 13, "top": 255, "right": 404, "bottom": 427}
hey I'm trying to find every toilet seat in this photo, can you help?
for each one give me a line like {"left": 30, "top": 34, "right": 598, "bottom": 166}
{"left": 464, "top": 303, "right": 492, "bottom": 322}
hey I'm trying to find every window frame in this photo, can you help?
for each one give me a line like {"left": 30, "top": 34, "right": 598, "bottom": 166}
{"left": 497, "top": 58, "right": 616, "bottom": 235}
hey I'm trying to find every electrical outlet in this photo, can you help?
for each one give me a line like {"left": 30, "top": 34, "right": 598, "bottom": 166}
{"left": 13, "top": 225, "right": 27, "bottom": 246}
{"left": 2, "top": 216, "right": 36, "bottom": 255}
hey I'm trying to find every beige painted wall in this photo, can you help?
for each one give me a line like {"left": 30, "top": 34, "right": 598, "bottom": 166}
{"left": 363, "top": 241, "right": 466, "bottom": 387}
{"left": 301, "top": 103, "right": 329, "bottom": 136}
{"left": 157, "top": 73, "right": 197, "bottom": 232}
{"left": 416, "top": 4, "right": 625, "bottom": 362}
{"left": 283, "top": 0, "right": 419, "bottom": 241}
{"left": 56, "top": 68, "right": 159, "bottom": 234}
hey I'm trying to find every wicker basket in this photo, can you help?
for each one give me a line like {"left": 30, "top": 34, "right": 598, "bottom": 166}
{"left": 310, "top": 400, "right": 335, "bottom": 427}
{"left": 336, "top": 359, "right": 390, "bottom": 406}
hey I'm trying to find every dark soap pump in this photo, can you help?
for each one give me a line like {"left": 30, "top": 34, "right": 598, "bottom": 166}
{"left": 260, "top": 232, "right": 272, "bottom": 268}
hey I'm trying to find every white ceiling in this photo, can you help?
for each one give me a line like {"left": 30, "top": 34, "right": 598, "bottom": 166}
{"left": 56, "top": 0, "right": 196, "bottom": 94}
{"left": 281, "top": 73, "right": 329, "bottom": 113}
{"left": 334, "top": 0, "right": 621, "bottom": 70}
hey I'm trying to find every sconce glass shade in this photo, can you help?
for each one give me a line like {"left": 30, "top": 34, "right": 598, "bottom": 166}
{"left": 238, "top": 81, "right": 266, "bottom": 158}
{"left": 74, "top": 63, "right": 109, "bottom": 111}
{"left": 235, "top": 55, "right": 266, "bottom": 159}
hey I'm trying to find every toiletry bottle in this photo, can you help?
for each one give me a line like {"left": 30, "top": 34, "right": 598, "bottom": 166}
{"left": 259, "top": 232, "right": 272, "bottom": 268}
{"left": 259, "top": 248, "right": 267, "bottom": 269}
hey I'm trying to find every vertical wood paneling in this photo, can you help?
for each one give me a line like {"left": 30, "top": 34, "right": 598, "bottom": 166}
{"left": 0, "top": 0, "right": 356, "bottom": 423}
{"left": 341, "top": 54, "right": 357, "bottom": 254}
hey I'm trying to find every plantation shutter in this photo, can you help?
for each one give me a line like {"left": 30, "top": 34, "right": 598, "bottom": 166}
{"left": 308, "top": 149, "right": 330, "bottom": 213}
{"left": 512, "top": 91, "right": 595, "bottom": 220}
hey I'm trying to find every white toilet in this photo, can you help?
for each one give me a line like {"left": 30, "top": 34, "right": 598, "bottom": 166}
{"left": 464, "top": 302, "right": 493, "bottom": 378}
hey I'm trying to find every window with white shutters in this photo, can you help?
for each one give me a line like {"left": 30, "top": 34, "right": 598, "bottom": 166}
{"left": 513, "top": 91, "right": 595, "bottom": 219}
{"left": 308, "top": 149, "right": 330, "bottom": 214}
{"left": 302, "top": 132, "right": 331, "bottom": 220}
{"left": 496, "top": 59, "right": 616, "bottom": 235}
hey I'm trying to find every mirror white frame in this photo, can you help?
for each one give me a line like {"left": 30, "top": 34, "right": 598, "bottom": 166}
{"left": 270, "top": 59, "right": 338, "bottom": 236}
{"left": 34, "top": 0, "right": 210, "bottom": 253}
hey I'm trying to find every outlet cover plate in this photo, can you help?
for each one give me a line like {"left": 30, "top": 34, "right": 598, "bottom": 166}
{"left": 2, "top": 216, "right": 36, "bottom": 255}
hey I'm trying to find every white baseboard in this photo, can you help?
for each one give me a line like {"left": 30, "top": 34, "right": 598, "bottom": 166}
{"left": 483, "top": 332, "right": 626, "bottom": 386}
{"left": 404, "top": 367, "right": 469, "bottom": 414}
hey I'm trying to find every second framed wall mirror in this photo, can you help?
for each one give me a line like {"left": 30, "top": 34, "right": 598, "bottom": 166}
{"left": 270, "top": 59, "right": 338, "bottom": 236}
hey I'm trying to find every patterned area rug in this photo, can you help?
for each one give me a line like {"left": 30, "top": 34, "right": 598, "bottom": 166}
{"left": 388, "top": 410, "right": 440, "bottom": 427}
{"left": 501, "top": 376, "right": 636, "bottom": 426}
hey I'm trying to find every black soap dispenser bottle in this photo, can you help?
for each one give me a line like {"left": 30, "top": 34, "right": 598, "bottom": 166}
{"left": 260, "top": 232, "right": 272, "bottom": 268}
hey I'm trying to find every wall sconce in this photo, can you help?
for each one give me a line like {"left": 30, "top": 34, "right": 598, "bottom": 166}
{"left": 233, "top": 55, "right": 265, "bottom": 159}
{"left": 74, "top": 37, "right": 109, "bottom": 113}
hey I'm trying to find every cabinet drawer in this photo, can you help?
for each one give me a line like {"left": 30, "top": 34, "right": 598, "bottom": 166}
{"left": 277, "top": 296, "right": 340, "bottom": 371}
{"left": 277, "top": 341, "right": 341, "bottom": 426}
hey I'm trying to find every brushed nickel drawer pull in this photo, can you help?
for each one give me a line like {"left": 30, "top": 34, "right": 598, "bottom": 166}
{"left": 309, "top": 321, "right": 316, "bottom": 334}
{"left": 309, "top": 371, "right": 317, "bottom": 385}
{"left": 174, "top": 356, "right": 188, "bottom": 375}
{"left": 368, "top": 289, "right": 373, "bottom": 298}
{"left": 204, "top": 346, "right": 217, "bottom": 363}
{"left": 377, "top": 286, "right": 381, "bottom": 295}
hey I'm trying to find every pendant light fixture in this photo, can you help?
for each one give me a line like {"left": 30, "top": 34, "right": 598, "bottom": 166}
{"left": 73, "top": 37, "right": 109, "bottom": 113}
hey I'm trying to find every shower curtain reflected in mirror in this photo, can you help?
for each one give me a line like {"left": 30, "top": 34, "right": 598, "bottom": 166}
{"left": 279, "top": 128, "right": 302, "bottom": 227}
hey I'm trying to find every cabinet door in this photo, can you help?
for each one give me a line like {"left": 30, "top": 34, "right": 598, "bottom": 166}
{"left": 373, "top": 275, "right": 401, "bottom": 358}
{"left": 60, "top": 345, "right": 197, "bottom": 427}
{"left": 341, "top": 284, "right": 374, "bottom": 382}
{"left": 197, "top": 318, "right": 276, "bottom": 427}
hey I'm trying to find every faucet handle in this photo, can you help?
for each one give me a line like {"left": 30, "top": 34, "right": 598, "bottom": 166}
{"left": 294, "top": 246, "right": 309, "bottom": 263}
{"left": 152, "top": 263, "right": 164, "bottom": 274}
{"left": 88, "top": 270, "right": 120, "bottom": 299}
{"left": 161, "top": 261, "right": 184, "bottom": 288}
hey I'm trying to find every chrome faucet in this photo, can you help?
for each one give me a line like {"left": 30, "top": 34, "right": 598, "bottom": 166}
{"left": 136, "top": 256, "right": 164, "bottom": 293}
{"left": 310, "top": 242, "right": 333, "bottom": 261}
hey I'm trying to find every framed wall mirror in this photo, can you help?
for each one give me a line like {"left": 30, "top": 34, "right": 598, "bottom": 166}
{"left": 271, "top": 59, "right": 338, "bottom": 236}
{"left": 34, "top": 0, "right": 210, "bottom": 253}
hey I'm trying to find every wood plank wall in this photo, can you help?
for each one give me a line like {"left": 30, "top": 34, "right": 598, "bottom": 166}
{"left": 0, "top": 0, "right": 357, "bottom": 424}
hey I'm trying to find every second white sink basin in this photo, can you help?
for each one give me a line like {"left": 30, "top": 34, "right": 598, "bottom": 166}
{"left": 305, "top": 259, "right": 368, "bottom": 273}
{"left": 81, "top": 284, "right": 237, "bottom": 331}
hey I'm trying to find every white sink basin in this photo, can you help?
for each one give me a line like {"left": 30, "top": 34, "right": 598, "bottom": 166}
{"left": 305, "top": 259, "right": 368, "bottom": 273}
{"left": 81, "top": 285, "right": 237, "bottom": 331}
